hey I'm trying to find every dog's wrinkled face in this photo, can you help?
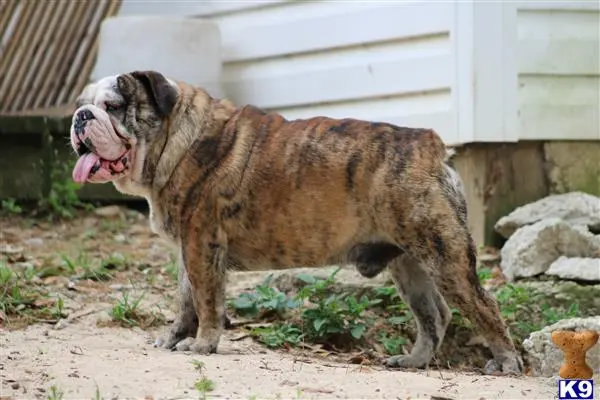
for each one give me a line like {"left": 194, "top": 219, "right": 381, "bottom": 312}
{"left": 69, "top": 70, "right": 178, "bottom": 185}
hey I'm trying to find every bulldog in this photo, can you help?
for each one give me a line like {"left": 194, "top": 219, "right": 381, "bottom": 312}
{"left": 69, "top": 70, "right": 522, "bottom": 375}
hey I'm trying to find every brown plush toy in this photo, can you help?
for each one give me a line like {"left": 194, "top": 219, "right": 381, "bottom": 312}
{"left": 551, "top": 329, "right": 599, "bottom": 379}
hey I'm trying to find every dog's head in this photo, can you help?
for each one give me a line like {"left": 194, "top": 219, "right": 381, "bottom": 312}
{"left": 69, "top": 70, "right": 179, "bottom": 187}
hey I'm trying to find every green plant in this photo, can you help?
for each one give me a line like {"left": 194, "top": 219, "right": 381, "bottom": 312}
{"left": 250, "top": 323, "right": 304, "bottom": 348}
{"left": 51, "top": 296, "right": 66, "bottom": 320}
{"left": 295, "top": 268, "right": 381, "bottom": 344}
{"left": 377, "top": 331, "right": 407, "bottom": 355}
{"left": 477, "top": 267, "right": 493, "bottom": 282}
{"left": 195, "top": 377, "right": 215, "bottom": 399}
{"left": 37, "top": 149, "right": 92, "bottom": 220}
{"left": 106, "top": 292, "right": 166, "bottom": 329}
{"left": 47, "top": 385, "right": 64, "bottom": 400}
{"left": 494, "top": 284, "right": 581, "bottom": 342}
{"left": 229, "top": 274, "right": 298, "bottom": 319}
{"left": 1, "top": 198, "right": 22, "bottom": 215}
{"left": 190, "top": 359, "right": 206, "bottom": 372}
{"left": 109, "top": 292, "right": 145, "bottom": 326}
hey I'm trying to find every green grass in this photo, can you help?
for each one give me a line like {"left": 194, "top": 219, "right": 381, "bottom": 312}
{"left": 103, "top": 292, "right": 166, "bottom": 329}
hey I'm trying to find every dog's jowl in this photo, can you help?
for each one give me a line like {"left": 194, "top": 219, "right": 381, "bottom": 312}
{"left": 69, "top": 70, "right": 523, "bottom": 375}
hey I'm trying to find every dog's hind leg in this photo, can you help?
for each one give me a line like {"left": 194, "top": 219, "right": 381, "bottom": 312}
{"left": 384, "top": 252, "right": 452, "bottom": 369}
{"left": 384, "top": 176, "right": 522, "bottom": 374}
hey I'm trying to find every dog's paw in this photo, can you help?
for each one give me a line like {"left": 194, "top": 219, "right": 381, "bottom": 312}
{"left": 384, "top": 354, "right": 428, "bottom": 369}
{"left": 483, "top": 354, "right": 523, "bottom": 376}
{"left": 154, "top": 330, "right": 192, "bottom": 350}
{"left": 189, "top": 338, "right": 219, "bottom": 354}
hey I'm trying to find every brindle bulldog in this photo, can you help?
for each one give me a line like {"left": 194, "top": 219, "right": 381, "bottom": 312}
{"left": 69, "top": 70, "right": 522, "bottom": 375}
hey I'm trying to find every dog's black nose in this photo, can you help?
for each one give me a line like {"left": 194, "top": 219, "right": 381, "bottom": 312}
{"left": 78, "top": 109, "right": 95, "bottom": 122}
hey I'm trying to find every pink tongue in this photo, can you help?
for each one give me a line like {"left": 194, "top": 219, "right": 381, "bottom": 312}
{"left": 73, "top": 153, "right": 101, "bottom": 184}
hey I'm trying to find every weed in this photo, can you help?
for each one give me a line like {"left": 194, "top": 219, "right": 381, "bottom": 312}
{"left": 164, "top": 257, "right": 179, "bottom": 281}
{"left": 190, "top": 359, "right": 206, "bottom": 372}
{"left": 37, "top": 150, "right": 92, "bottom": 220}
{"left": 51, "top": 296, "right": 66, "bottom": 320}
{"left": 109, "top": 292, "right": 145, "bottom": 326}
{"left": 250, "top": 323, "right": 304, "bottom": 348}
{"left": 494, "top": 284, "right": 581, "bottom": 342}
{"left": 105, "top": 292, "right": 165, "bottom": 329}
{"left": 296, "top": 269, "right": 381, "bottom": 345}
{"left": 91, "top": 385, "right": 102, "bottom": 400}
{"left": 477, "top": 267, "right": 493, "bottom": 282}
{"left": 229, "top": 274, "right": 298, "bottom": 319}
{"left": 195, "top": 377, "right": 215, "bottom": 399}
{"left": 376, "top": 331, "right": 407, "bottom": 355}
{"left": 1, "top": 198, "right": 22, "bottom": 215}
{"left": 47, "top": 385, "right": 64, "bottom": 400}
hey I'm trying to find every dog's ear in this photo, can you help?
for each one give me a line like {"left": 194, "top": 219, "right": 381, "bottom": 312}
{"left": 131, "top": 70, "right": 178, "bottom": 118}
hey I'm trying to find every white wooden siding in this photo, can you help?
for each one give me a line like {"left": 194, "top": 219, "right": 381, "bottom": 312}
{"left": 116, "top": 0, "right": 599, "bottom": 143}
{"left": 516, "top": 3, "right": 600, "bottom": 140}
{"left": 213, "top": 1, "right": 458, "bottom": 143}
{"left": 119, "top": 0, "right": 460, "bottom": 144}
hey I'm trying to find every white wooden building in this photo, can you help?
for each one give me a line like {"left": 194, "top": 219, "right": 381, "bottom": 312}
{"left": 107, "top": 0, "right": 600, "bottom": 146}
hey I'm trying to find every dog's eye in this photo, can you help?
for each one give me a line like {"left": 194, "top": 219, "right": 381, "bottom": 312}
{"left": 105, "top": 102, "right": 123, "bottom": 112}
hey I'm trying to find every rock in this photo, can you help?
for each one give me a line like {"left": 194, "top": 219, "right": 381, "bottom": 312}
{"left": 114, "top": 234, "right": 127, "bottom": 243}
{"left": 54, "top": 319, "right": 69, "bottom": 330}
{"left": 94, "top": 205, "right": 122, "bottom": 218}
{"left": 24, "top": 238, "right": 44, "bottom": 247}
{"left": 546, "top": 256, "right": 600, "bottom": 282}
{"left": 226, "top": 265, "right": 393, "bottom": 299}
{"left": 495, "top": 192, "right": 600, "bottom": 239}
{"left": 0, "top": 244, "right": 23, "bottom": 255}
{"left": 522, "top": 316, "right": 600, "bottom": 377}
{"left": 500, "top": 218, "right": 600, "bottom": 281}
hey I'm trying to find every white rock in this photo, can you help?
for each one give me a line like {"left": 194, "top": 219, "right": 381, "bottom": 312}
{"left": 523, "top": 316, "right": 600, "bottom": 377}
{"left": 546, "top": 256, "right": 600, "bottom": 282}
{"left": 94, "top": 205, "right": 122, "bottom": 218}
{"left": 500, "top": 218, "right": 600, "bottom": 281}
{"left": 24, "top": 238, "right": 44, "bottom": 247}
{"left": 495, "top": 192, "right": 600, "bottom": 239}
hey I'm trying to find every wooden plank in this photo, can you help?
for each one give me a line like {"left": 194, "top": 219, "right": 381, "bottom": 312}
{"left": 0, "top": 1, "right": 35, "bottom": 109}
{"left": 56, "top": 0, "right": 108, "bottom": 105}
{"left": 34, "top": 1, "right": 86, "bottom": 109}
{"left": 17, "top": 0, "right": 69, "bottom": 110}
{"left": 223, "top": 53, "right": 453, "bottom": 109}
{"left": 215, "top": 3, "right": 453, "bottom": 62}
{"left": 4, "top": 3, "right": 49, "bottom": 109}
{"left": 69, "top": 0, "right": 121, "bottom": 105}
{"left": 0, "top": 0, "right": 18, "bottom": 41}
{"left": 22, "top": 0, "right": 78, "bottom": 110}
{"left": 45, "top": 2, "right": 99, "bottom": 108}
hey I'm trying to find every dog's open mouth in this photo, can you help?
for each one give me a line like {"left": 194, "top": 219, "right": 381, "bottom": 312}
{"left": 71, "top": 106, "right": 133, "bottom": 184}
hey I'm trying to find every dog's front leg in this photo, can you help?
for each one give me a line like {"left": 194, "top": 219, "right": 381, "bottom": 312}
{"left": 182, "top": 226, "right": 227, "bottom": 354}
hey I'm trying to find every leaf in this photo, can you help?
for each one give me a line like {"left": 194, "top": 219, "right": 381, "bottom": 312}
{"left": 313, "top": 318, "right": 327, "bottom": 332}
{"left": 232, "top": 297, "right": 255, "bottom": 309}
{"left": 350, "top": 324, "right": 366, "bottom": 339}
{"left": 296, "top": 273, "right": 316, "bottom": 284}
{"left": 388, "top": 315, "right": 411, "bottom": 325}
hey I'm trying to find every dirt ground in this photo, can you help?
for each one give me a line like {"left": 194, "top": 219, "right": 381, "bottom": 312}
{"left": 0, "top": 206, "right": 560, "bottom": 399}
{"left": 2, "top": 319, "right": 558, "bottom": 400}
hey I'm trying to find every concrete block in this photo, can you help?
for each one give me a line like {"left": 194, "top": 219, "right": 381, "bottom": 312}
{"left": 92, "top": 16, "right": 224, "bottom": 97}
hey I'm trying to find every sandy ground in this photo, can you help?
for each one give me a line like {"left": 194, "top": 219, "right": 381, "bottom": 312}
{"left": 1, "top": 313, "right": 559, "bottom": 400}
{"left": 0, "top": 207, "right": 567, "bottom": 399}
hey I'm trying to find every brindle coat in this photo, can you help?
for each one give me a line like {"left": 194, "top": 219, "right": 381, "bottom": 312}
{"left": 72, "top": 70, "right": 522, "bottom": 375}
